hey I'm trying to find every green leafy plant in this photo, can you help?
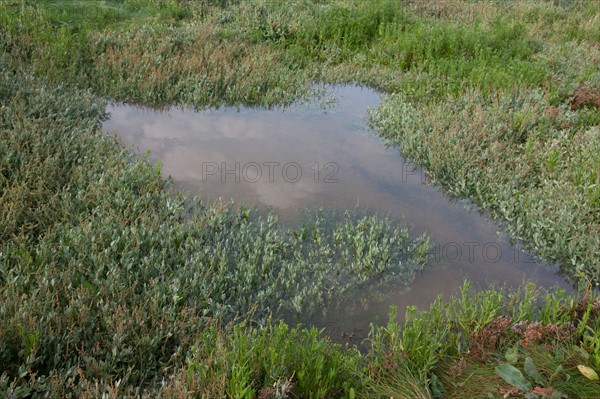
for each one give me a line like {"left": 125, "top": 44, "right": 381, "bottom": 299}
{"left": 1, "top": 0, "right": 599, "bottom": 397}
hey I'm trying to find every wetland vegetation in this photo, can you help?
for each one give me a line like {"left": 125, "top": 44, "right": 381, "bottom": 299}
{"left": 0, "top": 0, "right": 599, "bottom": 397}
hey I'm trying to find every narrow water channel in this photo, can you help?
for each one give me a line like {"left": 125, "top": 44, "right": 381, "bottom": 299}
{"left": 102, "top": 85, "right": 570, "bottom": 337}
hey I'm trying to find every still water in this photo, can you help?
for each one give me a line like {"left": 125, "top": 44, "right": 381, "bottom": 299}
{"left": 103, "top": 85, "right": 570, "bottom": 337}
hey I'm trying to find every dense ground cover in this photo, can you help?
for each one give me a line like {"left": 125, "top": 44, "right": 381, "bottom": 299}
{"left": 0, "top": 0, "right": 599, "bottom": 397}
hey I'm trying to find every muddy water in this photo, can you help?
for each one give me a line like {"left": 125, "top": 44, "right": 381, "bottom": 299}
{"left": 103, "top": 85, "right": 570, "bottom": 336}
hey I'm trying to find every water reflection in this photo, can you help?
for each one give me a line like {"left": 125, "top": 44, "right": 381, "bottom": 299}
{"left": 102, "top": 85, "right": 570, "bottom": 333}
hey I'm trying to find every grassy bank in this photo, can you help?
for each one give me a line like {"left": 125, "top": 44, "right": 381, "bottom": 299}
{"left": 1, "top": 0, "right": 596, "bottom": 280}
{"left": 1, "top": 0, "right": 599, "bottom": 397}
{"left": 0, "top": 69, "right": 430, "bottom": 393}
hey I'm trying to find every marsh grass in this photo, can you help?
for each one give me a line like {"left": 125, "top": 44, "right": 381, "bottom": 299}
{"left": 370, "top": 89, "right": 599, "bottom": 282}
{"left": 1, "top": 0, "right": 600, "bottom": 397}
{"left": 4, "top": 282, "right": 591, "bottom": 398}
{"left": 0, "top": 68, "right": 430, "bottom": 396}
{"left": 2, "top": 2, "right": 596, "bottom": 276}
{"left": 438, "top": 312, "right": 600, "bottom": 398}
{"left": 3, "top": 0, "right": 598, "bottom": 104}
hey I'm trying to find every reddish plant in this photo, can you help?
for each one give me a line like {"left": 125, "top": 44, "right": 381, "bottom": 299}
{"left": 511, "top": 321, "right": 574, "bottom": 348}
{"left": 469, "top": 316, "right": 513, "bottom": 362}
{"left": 569, "top": 82, "right": 600, "bottom": 110}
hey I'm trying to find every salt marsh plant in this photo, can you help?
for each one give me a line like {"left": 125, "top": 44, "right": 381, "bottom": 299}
{"left": 30, "top": 282, "right": 594, "bottom": 398}
{"left": 0, "top": 68, "right": 427, "bottom": 394}
{"left": 1, "top": 1, "right": 596, "bottom": 282}
{"left": 1, "top": 0, "right": 599, "bottom": 396}
{"left": 369, "top": 89, "right": 599, "bottom": 282}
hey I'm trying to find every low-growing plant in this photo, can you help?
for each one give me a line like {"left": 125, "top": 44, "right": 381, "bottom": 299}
{"left": 370, "top": 89, "right": 599, "bottom": 283}
{"left": 0, "top": 68, "right": 428, "bottom": 395}
{"left": 183, "top": 321, "right": 363, "bottom": 399}
{"left": 1, "top": 0, "right": 599, "bottom": 397}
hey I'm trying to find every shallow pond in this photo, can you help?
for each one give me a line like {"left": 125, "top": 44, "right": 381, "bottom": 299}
{"left": 103, "top": 85, "right": 570, "bottom": 337}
